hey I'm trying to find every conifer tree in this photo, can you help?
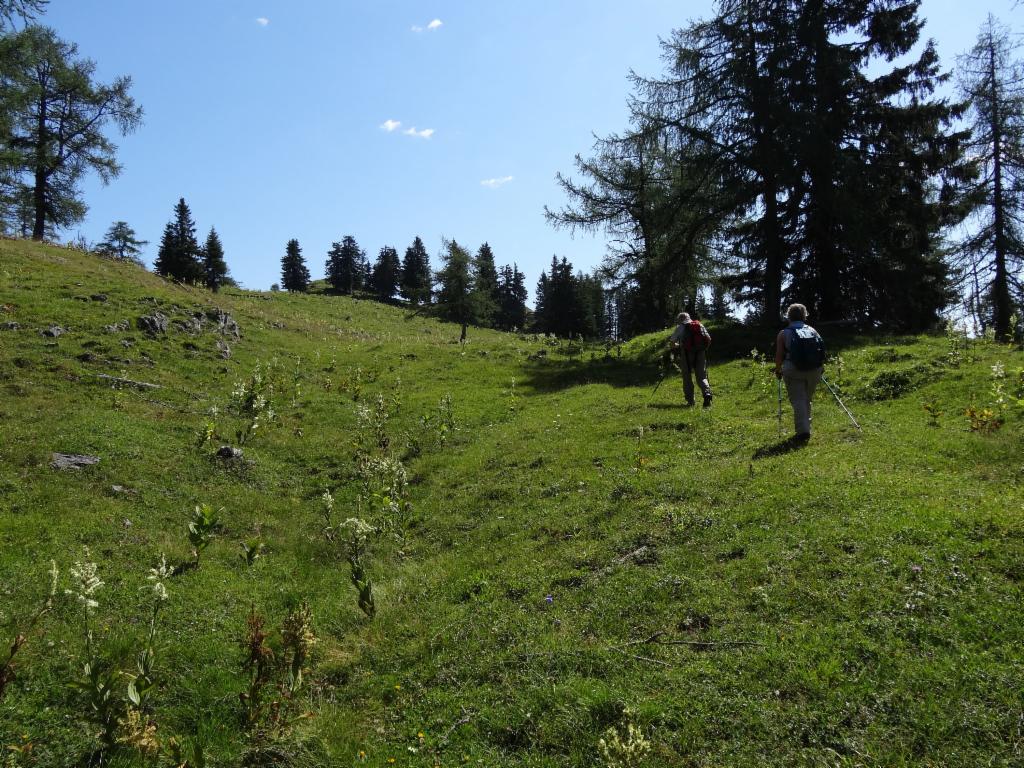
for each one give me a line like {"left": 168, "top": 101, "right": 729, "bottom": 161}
{"left": 434, "top": 239, "right": 482, "bottom": 342}
{"left": 496, "top": 264, "right": 529, "bottom": 330}
{"left": 371, "top": 245, "right": 401, "bottom": 302}
{"left": 955, "top": 15, "right": 1024, "bottom": 338}
{"left": 154, "top": 198, "right": 203, "bottom": 282}
{"left": 96, "top": 220, "right": 146, "bottom": 265}
{"left": 203, "top": 227, "right": 230, "bottom": 293}
{"left": 280, "top": 238, "right": 310, "bottom": 292}
{"left": 473, "top": 242, "right": 500, "bottom": 325}
{"left": 0, "top": 26, "right": 142, "bottom": 239}
{"left": 325, "top": 235, "right": 364, "bottom": 295}
{"left": 400, "top": 236, "right": 432, "bottom": 305}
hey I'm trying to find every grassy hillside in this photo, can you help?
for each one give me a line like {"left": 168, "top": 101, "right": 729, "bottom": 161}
{"left": 1, "top": 239, "right": 1022, "bottom": 767}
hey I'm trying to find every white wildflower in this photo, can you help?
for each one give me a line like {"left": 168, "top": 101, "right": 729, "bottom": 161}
{"left": 66, "top": 548, "right": 103, "bottom": 610}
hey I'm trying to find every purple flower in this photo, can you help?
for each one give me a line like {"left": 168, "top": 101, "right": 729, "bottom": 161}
{"left": 544, "top": 594, "right": 554, "bottom": 604}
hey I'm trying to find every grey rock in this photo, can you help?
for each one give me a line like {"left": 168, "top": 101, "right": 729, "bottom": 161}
{"left": 216, "top": 445, "right": 243, "bottom": 460}
{"left": 112, "top": 485, "right": 136, "bottom": 495}
{"left": 40, "top": 325, "right": 66, "bottom": 337}
{"left": 90, "top": 294, "right": 108, "bottom": 302}
{"left": 51, "top": 452, "right": 100, "bottom": 470}
{"left": 136, "top": 312, "right": 168, "bottom": 334}
{"left": 1, "top": 321, "right": 20, "bottom": 331}
{"left": 206, "top": 309, "right": 241, "bottom": 339}
{"left": 121, "top": 339, "right": 134, "bottom": 348}
{"left": 173, "top": 316, "right": 203, "bottom": 334}
{"left": 216, "top": 339, "right": 231, "bottom": 359}
{"left": 104, "top": 319, "right": 130, "bottom": 333}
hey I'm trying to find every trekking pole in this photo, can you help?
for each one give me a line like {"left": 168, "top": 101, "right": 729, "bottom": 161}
{"left": 821, "top": 376, "right": 862, "bottom": 431}
{"left": 649, "top": 371, "right": 667, "bottom": 402}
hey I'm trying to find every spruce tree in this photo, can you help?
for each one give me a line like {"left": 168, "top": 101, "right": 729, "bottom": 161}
{"left": 371, "top": 245, "right": 401, "bottom": 302}
{"left": 473, "top": 243, "right": 500, "bottom": 325}
{"left": 154, "top": 198, "right": 203, "bottom": 282}
{"left": 280, "top": 238, "right": 310, "bottom": 292}
{"left": 955, "top": 15, "right": 1024, "bottom": 338}
{"left": 496, "top": 264, "right": 529, "bottom": 331}
{"left": 325, "top": 236, "right": 364, "bottom": 295}
{"left": 400, "top": 236, "right": 432, "bottom": 305}
{"left": 203, "top": 227, "right": 230, "bottom": 293}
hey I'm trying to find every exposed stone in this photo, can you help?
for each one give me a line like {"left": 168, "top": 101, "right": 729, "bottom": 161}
{"left": 112, "top": 485, "right": 137, "bottom": 495}
{"left": 121, "top": 339, "right": 134, "bottom": 348}
{"left": 90, "top": 294, "right": 108, "bottom": 302}
{"left": 216, "top": 339, "right": 231, "bottom": 359}
{"left": 40, "top": 325, "right": 66, "bottom": 338}
{"left": 94, "top": 373, "right": 160, "bottom": 390}
{"left": 51, "top": 452, "right": 100, "bottom": 470}
{"left": 104, "top": 320, "right": 130, "bottom": 333}
{"left": 1, "top": 322, "right": 20, "bottom": 331}
{"left": 216, "top": 445, "right": 243, "bottom": 460}
{"left": 206, "top": 309, "right": 241, "bottom": 339}
{"left": 136, "top": 312, "right": 168, "bottom": 334}
{"left": 173, "top": 316, "right": 203, "bottom": 334}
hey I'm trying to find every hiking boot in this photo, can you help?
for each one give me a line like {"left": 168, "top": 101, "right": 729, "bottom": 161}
{"left": 702, "top": 394, "right": 713, "bottom": 408}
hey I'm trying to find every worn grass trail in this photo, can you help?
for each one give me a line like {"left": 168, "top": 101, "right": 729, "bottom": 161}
{"left": 1, "top": 240, "right": 1022, "bottom": 766}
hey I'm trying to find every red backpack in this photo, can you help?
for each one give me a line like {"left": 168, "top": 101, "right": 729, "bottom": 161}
{"left": 682, "top": 320, "right": 709, "bottom": 352}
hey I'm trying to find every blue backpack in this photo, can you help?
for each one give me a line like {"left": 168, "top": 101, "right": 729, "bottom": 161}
{"left": 788, "top": 326, "right": 826, "bottom": 370}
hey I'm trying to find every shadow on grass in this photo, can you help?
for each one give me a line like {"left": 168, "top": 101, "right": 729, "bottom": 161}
{"left": 519, "top": 357, "right": 660, "bottom": 394}
{"left": 517, "top": 320, "right": 919, "bottom": 395}
{"left": 752, "top": 437, "right": 809, "bottom": 460}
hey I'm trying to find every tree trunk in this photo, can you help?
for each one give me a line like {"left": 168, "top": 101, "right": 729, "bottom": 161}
{"left": 31, "top": 94, "right": 47, "bottom": 241}
{"left": 988, "top": 37, "right": 1011, "bottom": 339}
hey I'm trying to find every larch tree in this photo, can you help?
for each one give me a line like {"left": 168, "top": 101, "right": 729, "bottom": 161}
{"left": 96, "top": 220, "right": 146, "bottom": 265}
{"left": 0, "top": 26, "right": 142, "bottom": 240}
{"left": 955, "top": 15, "right": 1024, "bottom": 338}
{"left": 434, "top": 239, "right": 481, "bottom": 342}
{"left": 0, "top": 0, "right": 46, "bottom": 28}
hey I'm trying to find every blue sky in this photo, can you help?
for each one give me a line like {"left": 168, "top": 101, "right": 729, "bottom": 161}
{"left": 40, "top": 0, "right": 1021, "bottom": 294}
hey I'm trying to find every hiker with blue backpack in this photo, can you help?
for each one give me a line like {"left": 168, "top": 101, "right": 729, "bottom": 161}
{"left": 774, "top": 303, "right": 826, "bottom": 442}
{"left": 669, "top": 311, "right": 713, "bottom": 408}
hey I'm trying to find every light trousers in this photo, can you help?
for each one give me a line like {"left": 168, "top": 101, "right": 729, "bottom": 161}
{"left": 783, "top": 365, "right": 822, "bottom": 435}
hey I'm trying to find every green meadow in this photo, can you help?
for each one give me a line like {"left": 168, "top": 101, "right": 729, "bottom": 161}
{"left": 1, "top": 239, "right": 1022, "bottom": 766}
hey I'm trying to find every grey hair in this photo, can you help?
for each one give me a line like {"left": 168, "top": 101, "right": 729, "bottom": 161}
{"left": 786, "top": 303, "right": 808, "bottom": 321}
{"left": 676, "top": 312, "right": 691, "bottom": 323}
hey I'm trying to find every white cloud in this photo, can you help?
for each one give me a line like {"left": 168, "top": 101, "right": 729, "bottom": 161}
{"left": 255, "top": 17, "right": 269, "bottom": 26}
{"left": 412, "top": 18, "right": 443, "bottom": 33}
{"left": 380, "top": 119, "right": 402, "bottom": 132}
{"left": 481, "top": 176, "right": 514, "bottom": 189}
{"left": 403, "top": 127, "right": 435, "bottom": 139}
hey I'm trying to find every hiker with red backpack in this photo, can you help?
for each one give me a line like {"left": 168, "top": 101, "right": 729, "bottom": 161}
{"left": 774, "top": 303, "right": 826, "bottom": 442}
{"left": 669, "top": 312, "right": 713, "bottom": 408}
